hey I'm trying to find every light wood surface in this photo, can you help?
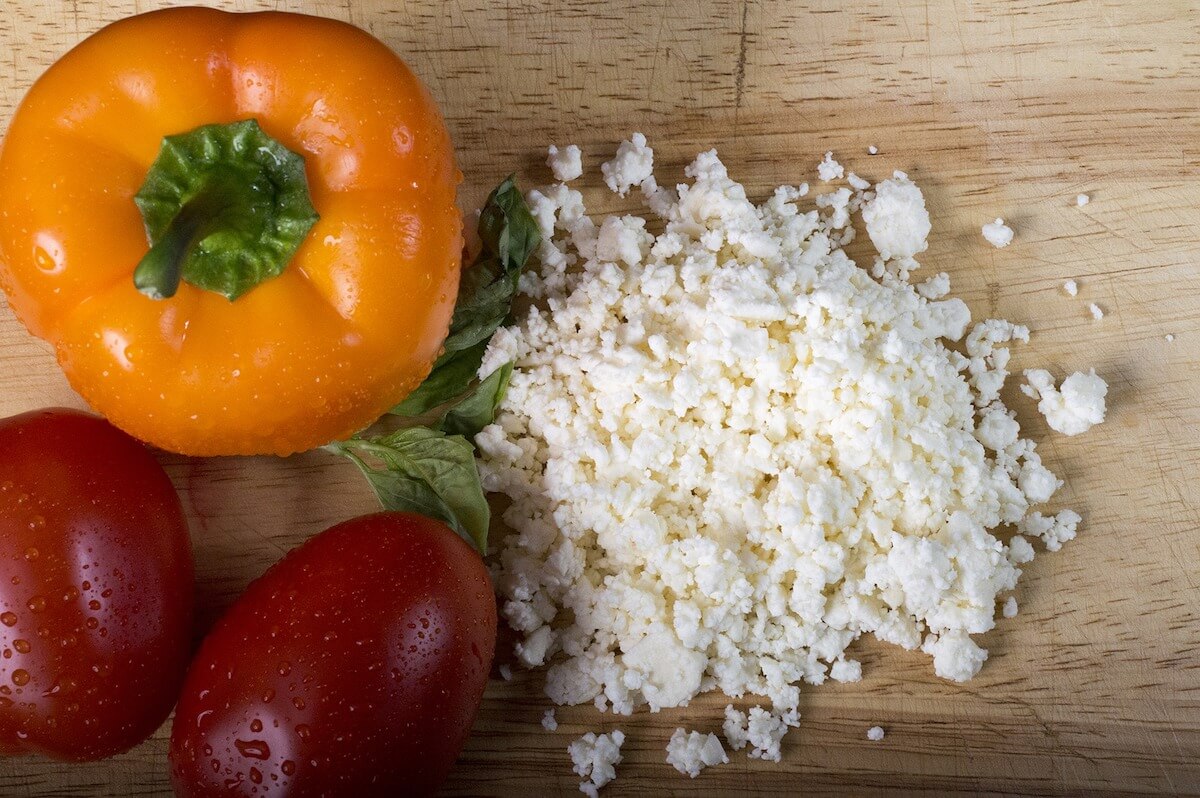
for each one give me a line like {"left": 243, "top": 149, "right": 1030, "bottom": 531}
{"left": 2, "top": 0, "right": 1199, "bottom": 795}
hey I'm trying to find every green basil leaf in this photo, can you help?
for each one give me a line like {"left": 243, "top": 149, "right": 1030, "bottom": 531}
{"left": 391, "top": 340, "right": 488, "bottom": 417}
{"left": 389, "top": 175, "right": 538, "bottom": 415}
{"left": 327, "top": 428, "right": 490, "bottom": 553}
{"left": 440, "top": 362, "right": 513, "bottom": 439}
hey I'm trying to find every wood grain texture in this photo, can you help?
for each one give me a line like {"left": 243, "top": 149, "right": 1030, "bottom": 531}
{"left": 1, "top": 0, "right": 1198, "bottom": 795}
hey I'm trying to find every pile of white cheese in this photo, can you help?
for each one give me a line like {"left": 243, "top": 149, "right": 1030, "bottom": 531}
{"left": 475, "top": 137, "right": 1107, "bottom": 788}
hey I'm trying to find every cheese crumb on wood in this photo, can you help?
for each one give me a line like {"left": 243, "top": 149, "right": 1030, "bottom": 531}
{"left": 1076, "top": 193, "right": 1090, "bottom": 206}
{"left": 867, "top": 726, "right": 885, "bottom": 741}
{"left": 1022, "top": 369, "right": 1108, "bottom": 436}
{"left": 569, "top": 731, "right": 625, "bottom": 797}
{"left": 868, "top": 144, "right": 879, "bottom": 155}
{"left": 543, "top": 709, "right": 558, "bottom": 731}
{"left": 1063, "top": 279, "right": 1079, "bottom": 296}
{"left": 601, "top": 133, "right": 653, "bottom": 196}
{"left": 818, "top": 151, "right": 845, "bottom": 181}
{"left": 829, "top": 659, "right": 863, "bottom": 683}
{"left": 1002, "top": 596, "right": 1018, "bottom": 618}
{"left": 722, "top": 705, "right": 798, "bottom": 762}
{"left": 982, "top": 218, "right": 1014, "bottom": 248}
{"left": 1088, "top": 302, "right": 1105, "bottom": 320}
{"left": 548, "top": 144, "right": 584, "bottom": 182}
{"left": 665, "top": 729, "right": 728, "bottom": 777}
{"left": 862, "top": 171, "right": 931, "bottom": 261}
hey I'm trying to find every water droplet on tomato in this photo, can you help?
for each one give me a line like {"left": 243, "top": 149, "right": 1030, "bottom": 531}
{"left": 26, "top": 596, "right": 46, "bottom": 612}
{"left": 277, "top": 661, "right": 291, "bottom": 677}
{"left": 261, "top": 689, "right": 275, "bottom": 704}
{"left": 0, "top": 612, "right": 16, "bottom": 627}
{"left": 23, "top": 547, "right": 38, "bottom": 561}
{"left": 281, "top": 760, "right": 296, "bottom": 776}
{"left": 27, "top": 516, "right": 44, "bottom": 531}
{"left": 12, "top": 669, "right": 29, "bottom": 686}
{"left": 249, "top": 767, "right": 262, "bottom": 784}
{"left": 250, "top": 718, "right": 263, "bottom": 733}
{"left": 88, "top": 599, "right": 101, "bottom": 611}
{"left": 294, "top": 724, "right": 311, "bottom": 740}
{"left": 235, "top": 739, "right": 270, "bottom": 760}
{"left": 291, "top": 697, "right": 305, "bottom": 710}
{"left": 12, "top": 639, "right": 30, "bottom": 654}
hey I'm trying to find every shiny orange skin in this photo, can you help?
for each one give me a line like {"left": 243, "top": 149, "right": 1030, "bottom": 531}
{"left": 169, "top": 512, "right": 497, "bottom": 797}
{"left": 0, "top": 9, "right": 463, "bottom": 456}
{"left": 0, "top": 409, "right": 194, "bottom": 761}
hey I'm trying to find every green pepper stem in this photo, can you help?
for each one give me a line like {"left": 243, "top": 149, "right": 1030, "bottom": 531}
{"left": 132, "top": 201, "right": 205, "bottom": 300}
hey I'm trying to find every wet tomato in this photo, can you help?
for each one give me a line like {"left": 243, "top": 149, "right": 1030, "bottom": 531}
{"left": 169, "top": 512, "right": 497, "bottom": 797}
{"left": 0, "top": 408, "right": 193, "bottom": 760}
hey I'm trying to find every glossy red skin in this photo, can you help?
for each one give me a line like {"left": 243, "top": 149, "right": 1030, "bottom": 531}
{"left": 0, "top": 408, "right": 193, "bottom": 761}
{"left": 169, "top": 512, "right": 497, "bottom": 797}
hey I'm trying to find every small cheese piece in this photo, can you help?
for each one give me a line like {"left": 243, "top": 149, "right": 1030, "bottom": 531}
{"left": 922, "top": 630, "right": 987, "bottom": 682}
{"left": 569, "top": 731, "right": 626, "bottom": 797}
{"left": 1076, "top": 193, "right": 1090, "bottom": 207}
{"left": 1001, "top": 596, "right": 1018, "bottom": 618}
{"left": 1088, "top": 302, "right": 1105, "bottom": 320}
{"left": 1063, "top": 279, "right": 1079, "bottom": 296}
{"left": 1022, "top": 369, "right": 1108, "bottom": 436}
{"left": 601, "top": 133, "right": 654, "bottom": 196}
{"left": 867, "top": 726, "right": 885, "bottom": 742}
{"left": 498, "top": 664, "right": 513, "bottom": 681}
{"left": 1019, "top": 509, "right": 1082, "bottom": 552}
{"left": 543, "top": 709, "right": 559, "bottom": 731}
{"left": 867, "top": 144, "right": 879, "bottom": 155}
{"left": 862, "top": 171, "right": 931, "bottom": 260}
{"left": 847, "top": 172, "right": 871, "bottom": 191}
{"left": 548, "top": 144, "right": 584, "bottom": 182}
{"left": 982, "top": 218, "right": 1014, "bottom": 248}
{"left": 665, "top": 729, "right": 729, "bottom": 778}
{"left": 829, "top": 659, "right": 863, "bottom": 683}
{"left": 817, "top": 151, "right": 845, "bottom": 181}
{"left": 1166, "top": 333, "right": 1176, "bottom": 342}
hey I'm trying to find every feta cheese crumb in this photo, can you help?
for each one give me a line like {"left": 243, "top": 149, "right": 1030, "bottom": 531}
{"left": 543, "top": 709, "right": 559, "bottom": 731}
{"left": 569, "top": 731, "right": 625, "bottom": 797}
{"left": 601, "top": 133, "right": 654, "bottom": 196}
{"left": 922, "top": 631, "right": 987, "bottom": 682}
{"left": 1076, "top": 193, "right": 1090, "bottom": 207}
{"left": 1088, "top": 302, "right": 1104, "bottom": 320}
{"left": 499, "top": 664, "right": 513, "bottom": 681}
{"left": 916, "top": 272, "right": 951, "bottom": 300}
{"left": 847, "top": 172, "right": 871, "bottom": 191}
{"left": 1001, "top": 596, "right": 1018, "bottom": 618}
{"left": 1166, "top": 334, "right": 1175, "bottom": 342}
{"left": 1063, "top": 279, "right": 1079, "bottom": 296}
{"left": 829, "top": 659, "right": 863, "bottom": 683}
{"left": 982, "top": 218, "right": 1014, "bottom": 248}
{"left": 866, "top": 726, "right": 885, "bottom": 742}
{"left": 665, "top": 729, "right": 728, "bottom": 777}
{"left": 818, "top": 151, "right": 845, "bottom": 181}
{"left": 1022, "top": 369, "right": 1108, "bottom": 436}
{"left": 862, "top": 171, "right": 931, "bottom": 260}
{"left": 1019, "top": 509, "right": 1082, "bottom": 552}
{"left": 548, "top": 144, "right": 584, "bottom": 182}
{"left": 868, "top": 144, "right": 879, "bottom": 155}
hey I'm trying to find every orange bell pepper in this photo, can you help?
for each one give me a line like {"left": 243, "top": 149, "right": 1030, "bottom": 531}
{"left": 0, "top": 8, "right": 462, "bottom": 456}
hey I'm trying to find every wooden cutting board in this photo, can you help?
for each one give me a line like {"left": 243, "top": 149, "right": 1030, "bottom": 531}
{"left": 1, "top": 1, "right": 1198, "bottom": 795}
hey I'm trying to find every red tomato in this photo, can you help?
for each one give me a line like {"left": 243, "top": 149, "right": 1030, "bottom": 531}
{"left": 0, "top": 408, "right": 193, "bottom": 760}
{"left": 169, "top": 512, "right": 497, "bottom": 797}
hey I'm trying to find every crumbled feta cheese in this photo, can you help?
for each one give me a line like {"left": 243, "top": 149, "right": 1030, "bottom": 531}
{"left": 829, "top": 659, "right": 863, "bottom": 683}
{"left": 1063, "top": 279, "right": 1078, "bottom": 296}
{"left": 1076, "top": 193, "right": 1090, "bottom": 207}
{"left": 917, "top": 272, "right": 951, "bottom": 300}
{"left": 483, "top": 137, "right": 1102, "bottom": 750}
{"left": 982, "top": 218, "right": 1014, "bottom": 248}
{"left": 721, "top": 706, "right": 797, "bottom": 762}
{"left": 601, "top": 133, "right": 654, "bottom": 196}
{"left": 861, "top": 171, "right": 931, "bottom": 263}
{"left": 847, "top": 172, "right": 871, "bottom": 191}
{"left": 1019, "top": 509, "right": 1082, "bottom": 552}
{"left": 1022, "top": 369, "right": 1108, "bottom": 436}
{"left": 548, "top": 144, "right": 584, "bottom": 182}
{"left": 499, "top": 664, "right": 513, "bottom": 681}
{"left": 867, "top": 145, "right": 879, "bottom": 155}
{"left": 818, "top": 151, "right": 845, "bottom": 181}
{"left": 569, "top": 731, "right": 625, "bottom": 797}
{"left": 665, "top": 729, "right": 728, "bottom": 777}
{"left": 866, "top": 726, "right": 885, "bottom": 742}
{"left": 1088, "top": 302, "right": 1104, "bottom": 320}
{"left": 543, "top": 709, "right": 559, "bottom": 731}
{"left": 922, "top": 630, "right": 987, "bottom": 682}
{"left": 1166, "top": 333, "right": 1175, "bottom": 342}
{"left": 1001, "top": 596, "right": 1018, "bottom": 618}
